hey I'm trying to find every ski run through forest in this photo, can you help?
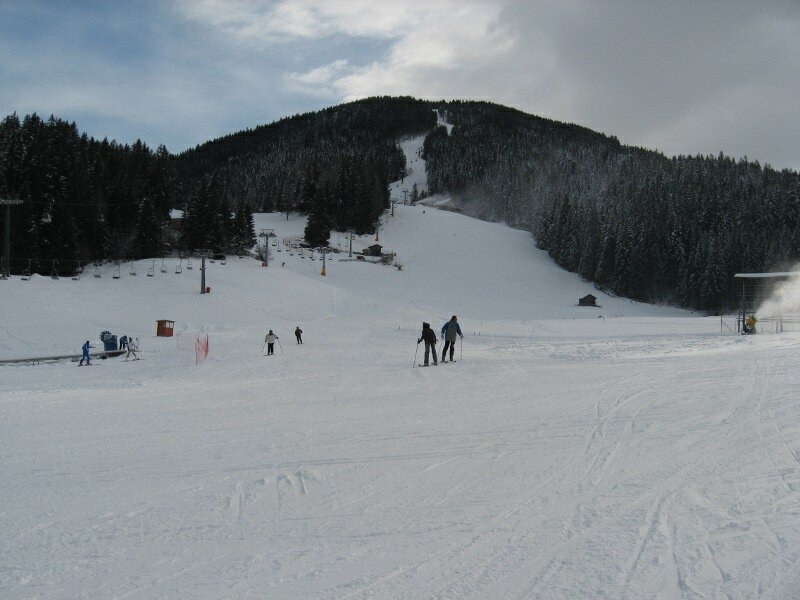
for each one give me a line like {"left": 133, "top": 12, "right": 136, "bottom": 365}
{"left": 2, "top": 133, "right": 800, "bottom": 599}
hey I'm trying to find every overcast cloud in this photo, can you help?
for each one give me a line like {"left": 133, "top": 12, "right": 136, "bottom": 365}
{"left": 1, "top": 0, "right": 797, "bottom": 169}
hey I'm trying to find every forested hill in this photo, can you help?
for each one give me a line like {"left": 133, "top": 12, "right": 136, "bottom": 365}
{"left": 2, "top": 96, "right": 799, "bottom": 311}
{"left": 422, "top": 101, "right": 800, "bottom": 311}
{"left": 178, "top": 97, "right": 800, "bottom": 311}
{"left": 174, "top": 97, "right": 436, "bottom": 243}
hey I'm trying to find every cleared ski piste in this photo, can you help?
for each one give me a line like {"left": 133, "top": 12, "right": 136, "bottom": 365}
{"left": 2, "top": 206, "right": 800, "bottom": 599}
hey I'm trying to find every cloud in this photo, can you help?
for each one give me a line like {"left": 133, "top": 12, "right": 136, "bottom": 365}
{"left": 189, "top": 0, "right": 800, "bottom": 170}
{"left": 270, "top": 1, "right": 515, "bottom": 102}
{"left": 511, "top": 0, "right": 800, "bottom": 167}
{"left": 176, "top": 0, "right": 422, "bottom": 43}
{"left": 3, "top": 1, "right": 799, "bottom": 167}
{"left": 285, "top": 59, "right": 351, "bottom": 97}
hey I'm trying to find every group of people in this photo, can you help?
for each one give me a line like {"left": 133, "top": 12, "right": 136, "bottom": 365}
{"left": 263, "top": 326, "right": 304, "bottom": 355}
{"left": 78, "top": 334, "right": 139, "bottom": 366}
{"left": 417, "top": 315, "right": 463, "bottom": 366}
{"left": 79, "top": 318, "right": 462, "bottom": 366}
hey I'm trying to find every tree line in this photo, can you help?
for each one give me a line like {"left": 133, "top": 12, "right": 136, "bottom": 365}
{"left": 4, "top": 97, "right": 799, "bottom": 312}
{"left": 0, "top": 112, "right": 256, "bottom": 274}
{"left": 174, "top": 96, "right": 437, "bottom": 246}
{"left": 423, "top": 101, "right": 800, "bottom": 312}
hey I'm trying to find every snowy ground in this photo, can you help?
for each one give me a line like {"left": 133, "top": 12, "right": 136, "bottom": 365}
{"left": 3, "top": 143, "right": 800, "bottom": 597}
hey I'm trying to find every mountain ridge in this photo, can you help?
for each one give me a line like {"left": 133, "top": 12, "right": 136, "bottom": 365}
{"left": 2, "top": 96, "right": 799, "bottom": 312}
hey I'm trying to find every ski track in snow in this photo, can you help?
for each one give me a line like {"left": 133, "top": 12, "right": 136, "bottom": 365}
{"left": 3, "top": 298, "right": 800, "bottom": 598}
{"left": 3, "top": 131, "right": 800, "bottom": 598}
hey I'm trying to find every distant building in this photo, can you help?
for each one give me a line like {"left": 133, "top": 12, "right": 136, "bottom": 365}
{"left": 578, "top": 294, "right": 598, "bottom": 307}
{"left": 363, "top": 244, "right": 383, "bottom": 257}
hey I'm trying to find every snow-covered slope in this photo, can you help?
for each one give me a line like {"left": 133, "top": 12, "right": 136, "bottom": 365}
{"left": 2, "top": 209, "right": 800, "bottom": 596}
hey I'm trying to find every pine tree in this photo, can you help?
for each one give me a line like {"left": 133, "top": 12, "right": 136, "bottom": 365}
{"left": 133, "top": 196, "right": 164, "bottom": 258}
{"left": 304, "top": 183, "right": 332, "bottom": 247}
{"left": 230, "top": 202, "right": 256, "bottom": 254}
{"left": 595, "top": 230, "right": 616, "bottom": 286}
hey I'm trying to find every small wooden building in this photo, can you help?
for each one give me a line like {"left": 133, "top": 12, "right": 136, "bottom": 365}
{"left": 364, "top": 244, "right": 383, "bottom": 257}
{"left": 156, "top": 319, "right": 175, "bottom": 337}
{"left": 578, "top": 294, "right": 598, "bottom": 307}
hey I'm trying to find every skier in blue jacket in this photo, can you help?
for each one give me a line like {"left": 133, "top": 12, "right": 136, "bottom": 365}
{"left": 79, "top": 340, "right": 94, "bottom": 366}
{"left": 440, "top": 315, "right": 463, "bottom": 363}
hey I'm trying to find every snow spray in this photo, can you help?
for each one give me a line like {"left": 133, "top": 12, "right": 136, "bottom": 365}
{"left": 756, "top": 267, "right": 800, "bottom": 318}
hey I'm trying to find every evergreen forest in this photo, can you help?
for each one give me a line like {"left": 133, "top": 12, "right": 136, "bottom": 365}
{"left": 1, "top": 97, "right": 799, "bottom": 312}
{"left": 423, "top": 101, "right": 800, "bottom": 312}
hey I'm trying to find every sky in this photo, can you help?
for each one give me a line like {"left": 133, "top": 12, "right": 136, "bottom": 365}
{"left": 1, "top": 0, "right": 798, "bottom": 170}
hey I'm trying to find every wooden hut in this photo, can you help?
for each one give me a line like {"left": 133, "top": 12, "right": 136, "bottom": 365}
{"left": 578, "top": 294, "right": 598, "bottom": 307}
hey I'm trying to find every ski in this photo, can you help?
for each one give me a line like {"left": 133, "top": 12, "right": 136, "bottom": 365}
{"left": 418, "top": 364, "right": 438, "bottom": 367}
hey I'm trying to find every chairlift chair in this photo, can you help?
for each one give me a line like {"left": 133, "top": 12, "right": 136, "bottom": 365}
{"left": 72, "top": 262, "right": 83, "bottom": 280}
{"left": 93, "top": 262, "right": 101, "bottom": 278}
{"left": 21, "top": 259, "right": 32, "bottom": 281}
{"left": 175, "top": 258, "right": 183, "bottom": 274}
{"left": 112, "top": 261, "right": 121, "bottom": 279}
{"left": 186, "top": 257, "right": 193, "bottom": 270}
{"left": 129, "top": 262, "right": 137, "bottom": 276}
{"left": 160, "top": 258, "right": 167, "bottom": 273}
{"left": 147, "top": 260, "right": 155, "bottom": 277}
{"left": 51, "top": 260, "right": 59, "bottom": 280}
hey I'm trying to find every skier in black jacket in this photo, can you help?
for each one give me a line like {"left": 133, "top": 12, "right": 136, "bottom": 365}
{"left": 417, "top": 322, "right": 438, "bottom": 366}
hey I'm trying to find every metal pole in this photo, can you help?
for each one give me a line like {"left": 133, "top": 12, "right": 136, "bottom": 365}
{"left": 321, "top": 249, "right": 327, "bottom": 276}
{"left": 2, "top": 204, "right": 9, "bottom": 279}
{"left": 349, "top": 232, "right": 353, "bottom": 258}
{"left": 201, "top": 256, "right": 206, "bottom": 293}
{"left": 1, "top": 198, "right": 22, "bottom": 279}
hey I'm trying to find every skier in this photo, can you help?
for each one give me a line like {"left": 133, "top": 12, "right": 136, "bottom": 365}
{"left": 79, "top": 340, "right": 94, "bottom": 366}
{"left": 417, "top": 322, "right": 438, "bottom": 366}
{"left": 265, "top": 330, "right": 278, "bottom": 355}
{"left": 440, "top": 315, "right": 463, "bottom": 362}
{"left": 295, "top": 326, "right": 303, "bottom": 344}
{"left": 124, "top": 337, "right": 140, "bottom": 361}
{"left": 119, "top": 334, "right": 128, "bottom": 350}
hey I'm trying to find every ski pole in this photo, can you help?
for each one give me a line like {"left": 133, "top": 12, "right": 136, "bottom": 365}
{"left": 277, "top": 338, "right": 284, "bottom": 355}
{"left": 413, "top": 342, "right": 419, "bottom": 368}
{"left": 460, "top": 337, "right": 463, "bottom": 360}
{"left": 262, "top": 341, "right": 267, "bottom": 354}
